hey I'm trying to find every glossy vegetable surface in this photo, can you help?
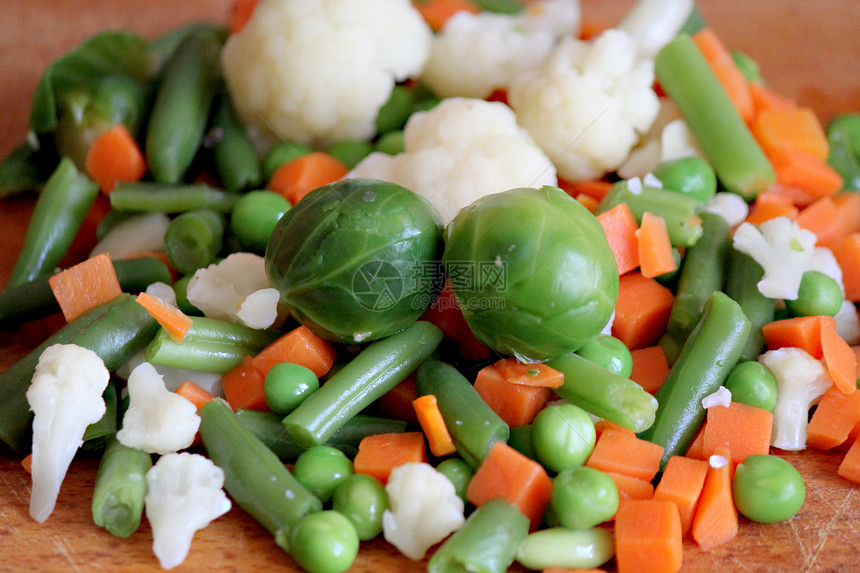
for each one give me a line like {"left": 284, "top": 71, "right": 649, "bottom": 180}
{"left": 732, "top": 454, "right": 806, "bottom": 523}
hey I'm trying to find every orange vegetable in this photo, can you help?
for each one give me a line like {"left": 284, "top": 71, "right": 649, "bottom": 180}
{"left": 637, "top": 212, "right": 677, "bottom": 279}
{"left": 597, "top": 202, "right": 640, "bottom": 275}
{"left": 830, "top": 192, "right": 860, "bottom": 244}
{"left": 411, "top": 0, "right": 479, "bottom": 32}
{"left": 353, "top": 432, "right": 427, "bottom": 485}
{"left": 701, "top": 402, "right": 773, "bottom": 463}
{"left": 750, "top": 107, "right": 829, "bottom": 161}
{"left": 837, "top": 434, "right": 860, "bottom": 484}
{"left": 768, "top": 148, "right": 843, "bottom": 198}
{"left": 268, "top": 151, "right": 349, "bottom": 205}
{"left": 559, "top": 178, "right": 613, "bottom": 202}
{"left": 831, "top": 233, "right": 860, "bottom": 302}
{"left": 473, "top": 360, "right": 556, "bottom": 428}
{"left": 685, "top": 423, "right": 706, "bottom": 460}
{"left": 612, "top": 271, "right": 675, "bottom": 350}
{"left": 230, "top": 0, "right": 260, "bottom": 34}
{"left": 252, "top": 324, "right": 337, "bottom": 379}
{"left": 221, "top": 356, "right": 268, "bottom": 411}
{"left": 48, "top": 253, "right": 122, "bottom": 322}
{"left": 653, "top": 455, "right": 709, "bottom": 535}
{"left": 614, "top": 499, "right": 683, "bottom": 573}
{"left": 594, "top": 419, "right": 636, "bottom": 440}
{"left": 609, "top": 472, "right": 655, "bottom": 503}
{"left": 482, "top": 357, "right": 564, "bottom": 388}
{"left": 585, "top": 428, "right": 665, "bottom": 482}
{"left": 761, "top": 315, "right": 823, "bottom": 358}
{"left": 378, "top": 376, "right": 420, "bottom": 424}
{"left": 574, "top": 193, "right": 600, "bottom": 213}
{"left": 747, "top": 81, "right": 797, "bottom": 116}
{"left": 744, "top": 188, "right": 799, "bottom": 224}
{"left": 690, "top": 447, "right": 738, "bottom": 550}
{"left": 175, "top": 380, "right": 217, "bottom": 411}
{"left": 84, "top": 123, "right": 146, "bottom": 194}
{"left": 795, "top": 196, "right": 842, "bottom": 246}
{"left": 629, "top": 345, "right": 671, "bottom": 395}
{"left": 465, "top": 441, "right": 553, "bottom": 531}
{"left": 807, "top": 385, "right": 860, "bottom": 450}
{"left": 419, "top": 280, "right": 464, "bottom": 340}
{"left": 21, "top": 453, "right": 32, "bottom": 474}
{"left": 692, "top": 28, "right": 754, "bottom": 123}
{"left": 412, "top": 394, "right": 456, "bottom": 457}
{"left": 134, "top": 292, "right": 193, "bottom": 342}
{"left": 820, "top": 315, "right": 858, "bottom": 395}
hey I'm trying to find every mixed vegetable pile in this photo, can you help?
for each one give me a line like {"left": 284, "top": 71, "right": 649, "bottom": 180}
{"left": 2, "top": 0, "right": 860, "bottom": 571}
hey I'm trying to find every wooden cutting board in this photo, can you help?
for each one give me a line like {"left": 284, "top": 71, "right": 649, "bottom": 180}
{"left": 1, "top": 1, "right": 859, "bottom": 571}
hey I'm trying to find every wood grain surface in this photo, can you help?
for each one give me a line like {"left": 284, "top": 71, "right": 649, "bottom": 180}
{"left": 1, "top": 1, "right": 860, "bottom": 572}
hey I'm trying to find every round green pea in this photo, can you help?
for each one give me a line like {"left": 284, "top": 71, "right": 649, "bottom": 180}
{"left": 331, "top": 473, "right": 388, "bottom": 540}
{"left": 435, "top": 458, "right": 474, "bottom": 501}
{"left": 785, "top": 270, "right": 843, "bottom": 317}
{"left": 531, "top": 403, "right": 596, "bottom": 474}
{"left": 264, "top": 362, "right": 319, "bottom": 415}
{"left": 732, "top": 455, "right": 805, "bottom": 523}
{"left": 230, "top": 190, "right": 292, "bottom": 252}
{"left": 550, "top": 466, "right": 619, "bottom": 530}
{"left": 575, "top": 334, "right": 633, "bottom": 378}
{"left": 374, "top": 130, "right": 404, "bottom": 155}
{"left": 292, "top": 445, "right": 353, "bottom": 503}
{"left": 288, "top": 510, "right": 359, "bottom": 573}
{"left": 724, "top": 360, "right": 779, "bottom": 412}
{"left": 653, "top": 156, "right": 718, "bottom": 202}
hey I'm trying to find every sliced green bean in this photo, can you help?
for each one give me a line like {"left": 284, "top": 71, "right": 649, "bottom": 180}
{"left": 724, "top": 248, "right": 776, "bottom": 362}
{"left": 210, "top": 91, "right": 262, "bottom": 192}
{"left": 91, "top": 436, "right": 152, "bottom": 538}
{"left": 164, "top": 208, "right": 225, "bottom": 275}
{"left": 81, "top": 380, "right": 119, "bottom": 448}
{"left": 109, "top": 182, "right": 239, "bottom": 213}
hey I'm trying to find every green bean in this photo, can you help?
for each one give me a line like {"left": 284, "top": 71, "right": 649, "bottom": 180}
{"left": 731, "top": 50, "right": 763, "bottom": 84}
{"left": 470, "top": 0, "right": 525, "bottom": 14}
{"left": 0, "top": 143, "right": 48, "bottom": 198}
{"left": 109, "top": 182, "right": 239, "bottom": 213}
{"left": 374, "top": 130, "right": 404, "bottom": 155}
{"left": 427, "top": 498, "right": 529, "bottom": 573}
{"left": 376, "top": 85, "right": 416, "bottom": 135}
{"left": 415, "top": 359, "right": 510, "bottom": 469}
{"left": 210, "top": 92, "right": 262, "bottom": 191}
{"left": 6, "top": 158, "right": 98, "bottom": 288}
{"left": 326, "top": 139, "right": 373, "bottom": 169}
{"left": 164, "top": 208, "right": 225, "bottom": 275}
{"left": 81, "top": 380, "right": 119, "bottom": 448}
{"left": 827, "top": 115, "right": 860, "bottom": 190}
{"left": 507, "top": 424, "right": 536, "bottom": 461}
{"left": 655, "top": 34, "right": 775, "bottom": 199}
{"left": 667, "top": 211, "right": 731, "bottom": 342}
{"left": 282, "top": 321, "right": 442, "bottom": 449}
{"left": 91, "top": 436, "right": 152, "bottom": 538}
{"left": 724, "top": 248, "right": 776, "bottom": 361}
{"left": 0, "top": 293, "right": 158, "bottom": 452}
{"left": 516, "top": 527, "right": 615, "bottom": 570}
{"left": 199, "top": 399, "right": 322, "bottom": 552}
{"left": 546, "top": 352, "right": 658, "bottom": 434}
{"left": 171, "top": 275, "right": 201, "bottom": 316}
{"left": 639, "top": 291, "right": 750, "bottom": 469}
{"left": 145, "top": 27, "right": 223, "bottom": 184}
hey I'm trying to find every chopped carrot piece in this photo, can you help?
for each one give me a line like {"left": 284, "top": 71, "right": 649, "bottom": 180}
{"left": 615, "top": 499, "right": 683, "bottom": 573}
{"left": 653, "top": 455, "right": 710, "bottom": 535}
{"left": 412, "top": 394, "right": 456, "bottom": 457}
{"left": 594, "top": 419, "right": 636, "bottom": 439}
{"left": 411, "top": 0, "right": 479, "bottom": 32}
{"left": 353, "top": 432, "right": 427, "bottom": 485}
{"left": 473, "top": 360, "right": 556, "bottom": 428}
{"left": 221, "top": 356, "right": 267, "bottom": 411}
{"left": 21, "top": 454, "right": 32, "bottom": 474}
{"left": 837, "top": 434, "right": 860, "bottom": 484}
{"left": 829, "top": 192, "right": 860, "bottom": 244}
{"left": 48, "top": 253, "right": 122, "bottom": 322}
{"left": 820, "top": 315, "right": 858, "bottom": 395}
{"left": 701, "top": 402, "right": 773, "bottom": 463}
{"left": 585, "top": 428, "right": 665, "bottom": 482}
{"left": 744, "top": 188, "right": 799, "bottom": 224}
{"left": 609, "top": 472, "right": 655, "bottom": 503}
{"left": 807, "top": 385, "right": 860, "bottom": 450}
{"left": 750, "top": 107, "right": 830, "bottom": 162}
{"left": 559, "top": 178, "right": 613, "bottom": 202}
{"left": 84, "top": 123, "right": 146, "bottom": 194}
{"left": 268, "top": 151, "right": 349, "bottom": 205}
{"left": 768, "top": 148, "right": 843, "bottom": 198}
{"left": 693, "top": 28, "right": 754, "bottom": 123}
{"left": 691, "top": 447, "right": 738, "bottom": 550}
{"left": 748, "top": 81, "right": 797, "bottom": 116}
{"left": 637, "top": 212, "right": 677, "bottom": 279}
{"left": 574, "top": 192, "right": 600, "bottom": 213}
{"left": 629, "top": 345, "right": 671, "bottom": 395}
{"left": 229, "top": 0, "right": 260, "bottom": 34}
{"left": 832, "top": 233, "right": 860, "bottom": 302}
{"left": 378, "top": 375, "right": 420, "bottom": 424}
{"left": 175, "top": 380, "right": 217, "bottom": 411}
{"left": 481, "top": 357, "right": 564, "bottom": 388}
{"left": 685, "top": 423, "right": 707, "bottom": 460}
{"left": 795, "top": 196, "right": 842, "bottom": 245}
{"left": 612, "top": 271, "right": 675, "bottom": 350}
{"left": 597, "top": 202, "right": 640, "bottom": 275}
{"left": 252, "top": 324, "right": 337, "bottom": 379}
{"left": 761, "top": 315, "right": 823, "bottom": 358}
{"left": 135, "top": 292, "right": 193, "bottom": 342}
{"left": 419, "top": 280, "right": 465, "bottom": 340}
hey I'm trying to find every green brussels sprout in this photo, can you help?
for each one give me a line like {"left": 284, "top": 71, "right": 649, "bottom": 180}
{"left": 265, "top": 178, "right": 443, "bottom": 344}
{"left": 442, "top": 186, "right": 618, "bottom": 361}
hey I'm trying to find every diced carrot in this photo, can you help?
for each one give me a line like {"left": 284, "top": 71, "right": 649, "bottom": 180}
{"left": 831, "top": 233, "right": 860, "bottom": 302}
{"left": 574, "top": 192, "right": 600, "bottom": 213}
{"left": 701, "top": 402, "right": 773, "bottom": 463}
{"left": 252, "top": 324, "right": 337, "bottom": 379}
{"left": 135, "top": 292, "right": 193, "bottom": 342}
{"left": 820, "top": 315, "right": 858, "bottom": 395}
{"left": 221, "top": 356, "right": 268, "bottom": 411}
{"left": 837, "top": 434, "right": 860, "bottom": 484}
{"left": 465, "top": 441, "right": 553, "bottom": 531}
{"left": 594, "top": 419, "right": 636, "bottom": 439}
{"left": 419, "top": 280, "right": 464, "bottom": 340}
{"left": 610, "top": 472, "right": 655, "bottom": 502}
{"left": 542, "top": 569, "right": 607, "bottom": 573}
{"left": 579, "top": 16, "right": 613, "bottom": 41}
{"left": 612, "top": 271, "right": 675, "bottom": 350}
{"left": 473, "top": 359, "right": 556, "bottom": 427}
{"left": 412, "top": 394, "right": 456, "bottom": 457}
{"left": 830, "top": 192, "right": 860, "bottom": 244}
{"left": 175, "top": 380, "right": 217, "bottom": 411}
{"left": 795, "top": 196, "right": 842, "bottom": 246}
{"left": 21, "top": 453, "right": 32, "bottom": 474}
{"left": 750, "top": 107, "right": 830, "bottom": 162}
{"left": 629, "top": 345, "right": 671, "bottom": 395}
{"left": 559, "top": 178, "right": 613, "bottom": 202}
{"left": 690, "top": 447, "right": 738, "bottom": 550}
{"left": 229, "top": 0, "right": 260, "bottom": 34}
{"left": 761, "top": 315, "right": 823, "bottom": 358}
{"left": 378, "top": 375, "right": 420, "bottom": 424}
{"left": 758, "top": 182, "right": 819, "bottom": 209}
{"left": 458, "top": 322, "right": 491, "bottom": 360}
{"left": 481, "top": 357, "right": 564, "bottom": 388}
{"left": 614, "top": 499, "right": 683, "bottom": 573}
{"left": 48, "top": 253, "right": 122, "bottom": 322}
{"left": 268, "top": 151, "right": 349, "bottom": 205}
{"left": 685, "top": 423, "right": 707, "bottom": 460}
{"left": 768, "top": 148, "right": 843, "bottom": 198}
{"left": 585, "top": 429, "right": 665, "bottom": 482}
{"left": 411, "top": 0, "right": 478, "bottom": 32}
{"left": 84, "top": 123, "right": 146, "bottom": 195}
{"left": 807, "top": 385, "right": 860, "bottom": 450}
{"left": 693, "top": 28, "right": 754, "bottom": 123}
{"left": 597, "top": 202, "right": 640, "bottom": 275}
{"left": 748, "top": 81, "right": 797, "bottom": 116}
{"left": 353, "top": 432, "right": 427, "bottom": 485}
{"left": 653, "top": 455, "right": 710, "bottom": 536}
{"left": 637, "top": 212, "right": 677, "bottom": 279}
{"left": 744, "top": 188, "right": 799, "bottom": 224}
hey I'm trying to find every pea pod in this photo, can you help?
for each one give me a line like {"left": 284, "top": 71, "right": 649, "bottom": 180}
{"left": 210, "top": 91, "right": 262, "bottom": 192}
{"left": 91, "top": 436, "right": 152, "bottom": 538}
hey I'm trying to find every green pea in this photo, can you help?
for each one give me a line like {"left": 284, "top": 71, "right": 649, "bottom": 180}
{"left": 550, "top": 466, "right": 619, "bottom": 530}
{"left": 264, "top": 361, "right": 319, "bottom": 415}
{"left": 375, "top": 130, "right": 404, "bottom": 155}
{"left": 785, "top": 270, "right": 843, "bottom": 317}
{"left": 575, "top": 334, "right": 633, "bottom": 378}
{"left": 292, "top": 445, "right": 353, "bottom": 503}
{"left": 262, "top": 141, "right": 313, "bottom": 180}
{"left": 724, "top": 360, "right": 778, "bottom": 412}
{"left": 331, "top": 473, "right": 388, "bottom": 540}
{"left": 288, "top": 510, "right": 359, "bottom": 573}
{"left": 652, "top": 156, "right": 718, "bottom": 202}
{"left": 326, "top": 139, "right": 373, "bottom": 170}
{"left": 531, "top": 403, "right": 596, "bottom": 474}
{"left": 376, "top": 85, "right": 415, "bottom": 135}
{"left": 732, "top": 454, "right": 805, "bottom": 523}
{"left": 230, "top": 190, "right": 292, "bottom": 253}
{"left": 435, "top": 458, "right": 474, "bottom": 502}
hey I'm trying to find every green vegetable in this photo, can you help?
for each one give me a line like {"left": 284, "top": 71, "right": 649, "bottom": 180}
{"left": 82, "top": 381, "right": 119, "bottom": 448}
{"left": 435, "top": 458, "right": 474, "bottom": 502}
{"left": 376, "top": 84, "right": 416, "bottom": 135}
{"left": 724, "top": 360, "right": 779, "bottom": 412}
{"left": 374, "top": 130, "right": 404, "bottom": 155}
{"left": 292, "top": 446, "right": 354, "bottom": 503}
{"left": 331, "top": 473, "right": 389, "bottom": 541}
{"left": 209, "top": 91, "right": 262, "bottom": 192}
{"left": 443, "top": 186, "right": 618, "bottom": 361}
{"left": 0, "top": 143, "right": 51, "bottom": 198}
{"left": 326, "top": 139, "right": 373, "bottom": 169}
{"left": 826, "top": 114, "right": 860, "bottom": 190}
{"left": 266, "top": 178, "right": 443, "bottom": 344}
{"left": 91, "top": 437, "right": 152, "bottom": 538}
{"left": 639, "top": 291, "right": 751, "bottom": 469}
{"left": 471, "top": 0, "right": 525, "bottom": 14}
{"left": 785, "top": 270, "right": 843, "bottom": 317}
{"left": 262, "top": 141, "right": 313, "bottom": 180}
{"left": 515, "top": 527, "right": 615, "bottom": 571}
{"left": 171, "top": 275, "right": 202, "bottom": 316}
{"left": 530, "top": 403, "right": 596, "bottom": 474}
{"left": 732, "top": 455, "right": 805, "bottom": 523}
{"left": 507, "top": 424, "right": 536, "bottom": 460}
{"left": 287, "top": 510, "right": 359, "bottom": 573}
{"left": 549, "top": 466, "right": 619, "bottom": 531}
{"left": 264, "top": 362, "right": 319, "bottom": 415}
{"left": 575, "top": 333, "right": 633, "bottom": 378}
{"left": 415, "top": 359, "right": 509, "bottom": 469}
{"left": 652, "top": 156, "right": 718, "bottom": 202}
{"left": 163, "top": 208, "right": 225, "bottom": 275}
{"left": 731, "top": 50, "right": 763, "bottom": 84}
{"left": 109, "top": 182, "right": 239, "bottom": 213}
{"left": 282, "top": 321, "right": 443, "bottom": 449}
{"left": 724, "top": 248, "right": 776, "bottom": 361}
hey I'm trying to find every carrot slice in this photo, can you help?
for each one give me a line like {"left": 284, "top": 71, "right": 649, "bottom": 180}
{"left": 48, "top": 253, "right": 122, "bottom": 322}
{"left": 585, "top": 428, "right": 665, "bottom": 482}
{"left": 750, "top": 107, "right": 830, "bottom": 161}
{"left": 378, "top": 376, "right": 420, "bottom": 424}
{"left": 831, "top": 233, "right": 860, "bottom": 302}
{"left": 84, "top": 123, "right": 146, "bottom": 194}
{"left": 594, "top": 419, "right": 636, "bottom": 440}
{"left": 229, "top": 0, "right": 260, "bottom": 34}
{"left": 820, "top": 315, "right": 858, "bottom": 395}
{"left": 744, "top": 188, "right": 799, "bottom": 224}
{"left": 412, "top": 394, "right": 456, "bottom": 457}
{"left": 807, "top": 385, "right": 860, "bottom": 450}
{"left": 638, "top": 212, "right": 677, "bottom": 279}
{"left": 252, "top": 324, "right": 337, "bottom": 379}
{"left": 691, "top": 447, "right": 738, "bottom": 550}
{"left": 761, "top": 315, "right": 823, "bottom": 358}
{"left": 135, "top": 292, "right": 193, "bottom": 342}
{"left": 837, "top": 434, "right": 860, "bottom": 484}
{"left": 597, "top": 202, "right": 640, "bottom": 275}
{"left": 653, "top": 455, "right": 709, "bottom": 535}
{"left": 353, "top": 432, "right": 427, "bottom": 485}
{"left": 615, "top": 499, "right": 683, "bottom": 573}
{"left": 612, "top": 271, "right": 675, "bottom": 350}
{"left": 411, "top": 0, "right": 479, "bottom": 32}
{"left": 629, "top": 345, "right": 671, "bottom": 395}
{"left": 175, "top": 380, "right": 217, "bottom": 411}
{"left": 701, "top": 401, "right": 773, "bottom": 464}
{"left": 559, "top": 178, "right": 613, "bottom": 202}
{"left": 610, "top": 472, "right": 655, "bottom": 503}
{"left": 692, "top": 28, "right": 754, "bottom": 123}
{"left": 268, "top": 151, "right": 349, "bottom": 205}
{"left": 221, "top": 356, "right": 267, "bottom": 411}
{"left": 768, "top": 147, "right": 843, "bottom": 198}
{"left": 748, "top": 81, "right": 797, "bottom": 116}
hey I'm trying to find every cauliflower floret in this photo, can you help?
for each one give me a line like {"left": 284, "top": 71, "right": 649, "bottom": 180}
{"left": 618, "top": 99, "right": 702, "bottom": 179}
{"left": 704, "top": 192, "right": 749, "bottom": 227}
{"left": 90, "top": 212, "right": 170, "bottom": 259}
{"left": 349, "top": 97, "right": 557, "bottom": 224}
{"left": 382, "top": 462, "right": 465, "bottom": 560}
{"left": 421, "top": 0, "right": 579, "bottom": 99}
{"left": 617, "top": 0, "right": 695, "bottom": 58}
{"left": 118, "top": 349, "right": 223, "bottom": 397}
{"left": 27, "top": 343, "right": 109, "bottom": 522}
{"left": 145, "top": 452, "right": 231, "bottom": 569}
{"left": 222, "top": 0, "right": 431, "bottom": 149}
{"left": 117, "top": 362, "right": 200, "bottom": 455}
{"left": 508, "top": 28, "right": 660, "bottom": 182}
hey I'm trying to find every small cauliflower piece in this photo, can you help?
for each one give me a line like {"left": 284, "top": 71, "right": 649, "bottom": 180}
{"left": 421, "top": 0, "right": 579, "bottom": 99}
{"left": 235, "top": 287, "right": 282, "bottom": 330}
{"left": 117, "top": 350, "right": 223, "bottom": 396}
{"left": 702, "top": 386, "right": 732, "bottom": 409}
{"left": 116, "top": 362, "right": 200, "bottom": 455}
{"left": 508, "top": 28, "right": 660, "bottom": 182}
{"left": 759, "top": 347, "right": 833, "bottom": 451}
{"left": 382, "top": 462, "right": 465, "bottom": 560}
{"left": 704, "top": 192, "right": 749, "bottom": 227}
{"left": 349, "top": 97, "right": 557, "bottom": 224}
{"left": 27, "top": 343, "right": 110, "bottom": 522}
{"left": 222, "top": 0, "right": 431, "bottom": 149}
{"left": 618, "top": 99, "right": 702, "bottom": 178}
{"left": 90, "top": 212, "right": 171, "bottom": 259}
{"left": 145, "top": 452, "right": 231, "bottom": 569}
{"left": 617, "top": 0, "right": 695, "bottom": 58}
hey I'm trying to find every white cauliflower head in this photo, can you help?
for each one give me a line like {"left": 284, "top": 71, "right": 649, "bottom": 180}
{"left": 349, "top": 97, "right": 557, "bottom": 224}
{"left": 222, "top": 0, "right": 432, "bottom": 149}
{"left": 508, "top": 28, "right": 660, "bottom": 182}
{"left": 421, "top": 0, "right": 579, "bottom": 99}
